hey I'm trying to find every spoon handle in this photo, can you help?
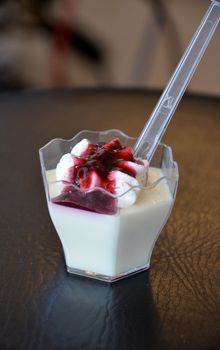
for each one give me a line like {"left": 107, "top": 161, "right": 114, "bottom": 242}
{"left": 134, "top": 0, "right": 220, "bottom": 160}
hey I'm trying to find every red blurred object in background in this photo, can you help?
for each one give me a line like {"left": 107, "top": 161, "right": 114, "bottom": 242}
{"left": 50, "top": 0, "right": 79, "bottom": 87}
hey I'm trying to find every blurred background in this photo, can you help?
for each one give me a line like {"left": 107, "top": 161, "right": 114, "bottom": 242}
{"left": 0, "top": 0, "right": 219, "bottom": 95}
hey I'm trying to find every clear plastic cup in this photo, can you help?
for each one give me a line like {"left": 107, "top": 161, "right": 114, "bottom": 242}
{"left": 39, "top": 129, "right": 178, "bottom": 282}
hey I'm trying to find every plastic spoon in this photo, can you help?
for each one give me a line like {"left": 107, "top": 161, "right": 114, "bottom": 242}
{"left": 134, "top": 0, "right": 220, "bottom": 161}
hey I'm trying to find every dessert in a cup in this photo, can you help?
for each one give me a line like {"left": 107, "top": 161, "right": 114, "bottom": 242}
{"left": 38, "top": 0, "right": 220, "bottom": 281}
{"left": 39, "top": 129, "right": 178, "bottom": 282}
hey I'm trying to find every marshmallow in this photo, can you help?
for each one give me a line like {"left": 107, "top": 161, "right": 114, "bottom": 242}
{"left": 56, "top": 153, "right": 74, "bottom": 182}
{"left": 108, "top": 170, "right": 140, "bottom": 189}
{"left": 71, "top": 138, "right": 89, "bottom": 157}
{"left": 108, "top": 170, "right": 140, "bottom": 208}
{"left": 114, "top": 182, "right": 137, "bottom": 208}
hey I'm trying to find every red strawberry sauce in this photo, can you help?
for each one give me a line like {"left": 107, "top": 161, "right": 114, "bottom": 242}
{"left": 52, "top": 138, "right": 138, "bottom": 215}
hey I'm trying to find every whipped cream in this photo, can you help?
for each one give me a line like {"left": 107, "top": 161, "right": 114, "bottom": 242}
{"left": 55, "top": 138, "right": 148, "bottom": 209}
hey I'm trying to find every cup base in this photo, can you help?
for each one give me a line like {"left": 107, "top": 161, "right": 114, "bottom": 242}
{"left": 66, "top": 263, "right": 150, "bottom": 283}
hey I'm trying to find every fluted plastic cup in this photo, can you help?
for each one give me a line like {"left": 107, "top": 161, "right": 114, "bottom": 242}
{"left": 39, "top": 129, "right": 178, "bottom": 282}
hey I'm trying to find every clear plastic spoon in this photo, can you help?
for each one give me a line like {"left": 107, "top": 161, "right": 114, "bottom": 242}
{"left": 134, "top": 0, "right": 220, "bottom": 161}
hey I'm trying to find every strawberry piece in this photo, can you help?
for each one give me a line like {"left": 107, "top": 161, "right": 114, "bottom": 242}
{"left": 115, "top": 146, "right": 134, "bottom": 161}
{"left": 81, "top": 143, "right": 98, "bottom": 156}
{"left": 75, "top": 169, "right": 100, "bottom": 189}
{"left": 103, "top": 138, "right": 122, "bottom": 151}
{"left": 86, "top": 170, "right": 101, "bottom": 189}
{"left": 118, "top": 161, "right": 136, "bottom": 177}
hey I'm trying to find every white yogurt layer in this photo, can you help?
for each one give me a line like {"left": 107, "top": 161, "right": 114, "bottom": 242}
{"left": 46, "top": 167, "right": 173, "bottom": 278}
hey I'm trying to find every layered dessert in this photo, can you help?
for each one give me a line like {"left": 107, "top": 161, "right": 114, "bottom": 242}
{"left": 42, "top": 132, "right": 177, "bottom": 281}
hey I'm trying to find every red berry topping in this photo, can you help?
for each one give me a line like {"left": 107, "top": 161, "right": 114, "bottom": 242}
{"left": 53, "top": 138, "right": 145, "bottom": 214}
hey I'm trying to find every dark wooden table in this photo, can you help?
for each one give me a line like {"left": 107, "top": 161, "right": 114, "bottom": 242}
{"left": 0, "top": 89, "right": 220, "bottom": 350}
